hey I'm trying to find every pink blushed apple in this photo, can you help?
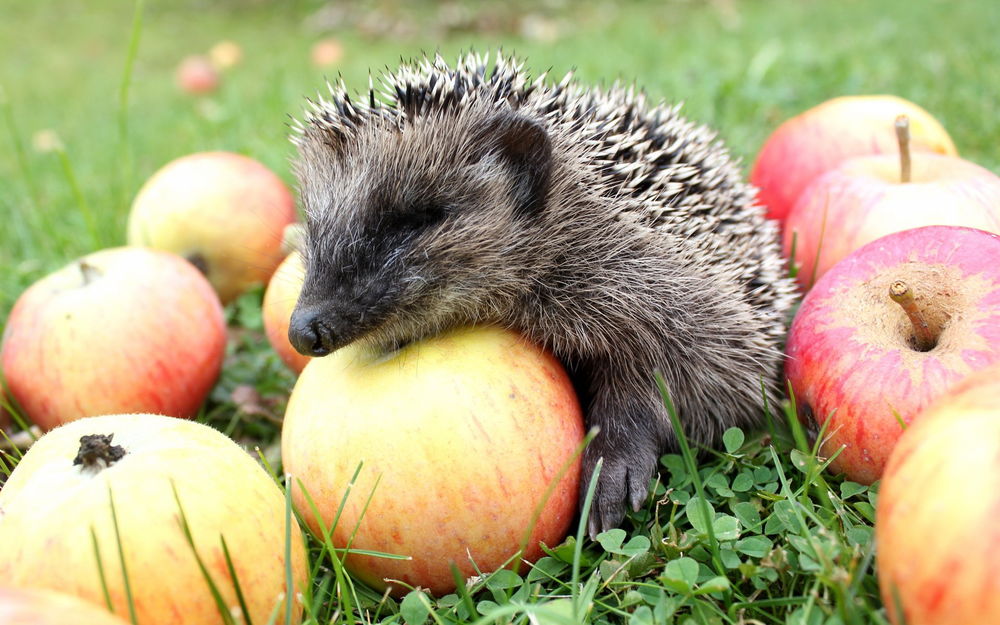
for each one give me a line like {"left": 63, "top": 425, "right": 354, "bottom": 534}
{"left": 750, "top": 95, "right": 957, "bottom": 223}
{"left": 175, "top": 55, "right": 219, "bottom": 95}
{"left": 0, "top": 247, "right": 226, "bottom": 430}
{"left": 784, "top": 225, "right": 1000, "bottom": 484}
{"left": 876, "top": 362, "right": 1000, "bottom": 625}
{"left": 784, "top": 151, "right": 1000, "bottom": 290}
{"left": 282, "top": 325, "right": 583, "bottom": 596}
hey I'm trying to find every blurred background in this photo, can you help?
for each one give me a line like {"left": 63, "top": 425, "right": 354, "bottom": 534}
{"left": 2, "top": 0, "right": 999, "bottom": 318}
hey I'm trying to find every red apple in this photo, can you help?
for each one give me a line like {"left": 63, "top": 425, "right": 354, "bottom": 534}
{"left": 751, "top": 95, "right": 957, "bottom": 223}
{"left": 0, "top": 586, "right": 132, "bottom": 625}
{"left": 175, "top": 55, "right": 219, "bottom": 94}
{"left": 127, "top": 152, "right": 297, "bottom": 304}
{"left": 0, "top": 413, "right": 309, "bottom": 625}
{"left": 784, "top": 225, "right": 1000, "bottom": 484}
{"left": 785, "top": 150, "right": 1000, "bottom": 290}
{"left": 282, "top": 325, "right": 583, "bottom": 596}
{"left": 0, "top": 247, "right": 226, "bottom": 430}
{"left": 876, "top": 362, "right": 1000, "bottom": 625}
{"left": 262, "top": 251, "right": 310, "bottom": 373}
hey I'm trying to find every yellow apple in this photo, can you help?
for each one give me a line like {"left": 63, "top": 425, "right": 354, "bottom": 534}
{"left": 0, "top": 586, "right": 132, "bottom": 625}
{"left": 1, "top": 247, "right": 226, "bottom": 431}
{"left": 208, "top": 40, "right": 243, "bottom": 70}
{"left": 0, "top": 413, "right": 309, "bottom": 625}
{"left": 262, "top": 251, "right": 310, "bottom": 373}
{"left": 282, "top": 325, "right": 584, "bottom": 596}
{"left": 876, "top": 363, "right": 1000, "bottom": 625}
{"left": 127, "top": 152, "right": 297, "bottom": 304}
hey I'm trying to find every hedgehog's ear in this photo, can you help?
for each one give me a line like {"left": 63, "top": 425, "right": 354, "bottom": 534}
{"left": 474, "top": 113, "right": 553, "bottom": 217}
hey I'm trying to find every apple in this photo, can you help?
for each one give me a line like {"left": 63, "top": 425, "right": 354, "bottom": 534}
{"left": 310, "top": 38, "right": 344, "bottom": 67}
{"left": 175, "top": 55, "right": 219, "bottom": 95}
{"left": 784, "top": 118, "right": 1000, "bottom": 290}
{"left": 876, "top": 362, "right": 1000, "bottom": 625}
{"left": 208, "top": 40, "right": 243, "bottom": 70}
{"left": 282, "top": 325, "right": 584, "bottom": 596}
{"left": 0, "top": 413, "right": 309, "bottom": 625}
{"left": 750, "top": 95, "right": 957, "bottom": 223}
{"left": 262, "top": 251, "right": 310, "bottom": 373}
{"left": 784, "top": 225, "right": 1000, "bottom": 484}
{"left": 127, "top": 151, "right": 297, "bottom": 304}
{"left": 0, "top": 586, "right": 132, "bottom": 625}
{"left": 1, "top": 247, "right": 226, "bottom": 431}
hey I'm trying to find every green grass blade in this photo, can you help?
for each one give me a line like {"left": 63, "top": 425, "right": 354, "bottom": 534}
{"left": 115, "top": 0, "right": 144, "bottom": 211}
{"left": 170, "top": 482, "right": 237, "bottom": 625}
{"left": 107, "top": 488, "right": 139, "bottom": 625}
{"left": 654, "top": 371, "right": 725, "bottom": 579}
{"left": 282, "top": 473, "right": 296, "bottom": 625}
{"left": 220, "top": 535, "right": 255, "bottom": 625}
{"left": 89, "top": 526, "right": 116, "bottom": 615}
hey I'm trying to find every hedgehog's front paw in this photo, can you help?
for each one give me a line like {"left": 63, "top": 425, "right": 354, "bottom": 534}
{"left": 581, "top": 438, "right": 658, "bottom": 539}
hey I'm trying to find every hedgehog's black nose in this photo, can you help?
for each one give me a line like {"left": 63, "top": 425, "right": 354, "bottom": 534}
{"left": 288, "top": 306, "right": 334, "bottom": 357}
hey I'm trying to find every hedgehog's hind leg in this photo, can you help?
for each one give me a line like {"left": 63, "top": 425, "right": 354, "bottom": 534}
{"left": 580, "top": 384, "right": 664, "bottom": 539}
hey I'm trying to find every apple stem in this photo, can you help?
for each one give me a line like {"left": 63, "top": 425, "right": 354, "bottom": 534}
{"left": 73, "top": 433, "right": 127, "bottom": 470}
{"left": 78, "top": 260, "right": 101, "bottom": 285}
{"left": 889, "top": 280, "right": 935, "bottom": 351}
{"left": 895, "top": 114, "right": 912, "bottom": 183}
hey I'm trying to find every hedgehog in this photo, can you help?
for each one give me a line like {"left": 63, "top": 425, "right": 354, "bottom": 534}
{"left": 287, "top": 52, "right": 797, "bottom": 537}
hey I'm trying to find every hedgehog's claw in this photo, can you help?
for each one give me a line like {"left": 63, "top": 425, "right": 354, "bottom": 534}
{"left": 583, "top": 440, "right": 657, "bottom": 540}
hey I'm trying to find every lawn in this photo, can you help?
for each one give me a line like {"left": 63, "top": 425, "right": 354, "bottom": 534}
{"left": 2, "top": 0, "right": 999, "bottom": 623}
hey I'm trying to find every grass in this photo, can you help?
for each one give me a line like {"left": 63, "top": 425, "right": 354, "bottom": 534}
{"left": 2, "top": 0, "right": 999, "bottom": 623}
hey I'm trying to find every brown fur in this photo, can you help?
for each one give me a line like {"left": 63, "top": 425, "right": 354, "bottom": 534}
{"left": 288, "top": 53, "right": 797, "bottom": 536}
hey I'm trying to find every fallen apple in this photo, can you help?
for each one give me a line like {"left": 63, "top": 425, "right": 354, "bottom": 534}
{"left": 262, "top": 251, "right": 310, "bottom": 373}
{"left": 750, "top": 95, "right": 957, "bottom": 223}
{"left": 127, "top": 151, "right": 297, "bottom": 304}
{"left": 1, "top": 247, "right": 226, "bottom": 431}
{"left": 310, "top": 38, "right": 343, "bottom": 67}
{"left": 784, "top": 225, "right": 1000, "bottom": 484}
{"left": 282, "top": 325, "right": 584, "bottom": 596}
{"left": 785, "top": 117, "right": 1000, "bottom": 290}
{"left": 175, "top": 55, "right": 220, "bottom": 95}
{"left": 0, "top": 413, "right": 309, "bottom": 625}
{"left": 208, "top": 40, "right": 243, "bottom": 70}
{"left": 0, "top": 586, "right": 132, "bottom": 625}
{"left": 876, "top": 362, "right": 1000, "bottom": 625}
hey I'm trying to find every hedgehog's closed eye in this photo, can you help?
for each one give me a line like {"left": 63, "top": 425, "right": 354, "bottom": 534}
{"left": 379, "top": 202, "right": 448, "bottom": 234}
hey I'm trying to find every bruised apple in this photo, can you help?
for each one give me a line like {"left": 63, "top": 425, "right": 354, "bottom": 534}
{"left": 127, "top": 152, "right": 297, "bottom": 304}
{"left": 0, "top": 586, "right": 132, "bottom": 625}
{"left": 282, "top": 325, "right": 584, "bottom": 596}
{"left": 262, "top": 251, "right": 310, "bottom": 373}
{"left": 0, "top": 413, "right": 309, "bottom": 625}
{"left": 785, "top": 226, "right": 1000, "bottom": 484}
{"left": 0, "top": 247, "right": 226, "bottom": 430}
{"left": 876, "top": 363, "right": 1000, "bottom": 625}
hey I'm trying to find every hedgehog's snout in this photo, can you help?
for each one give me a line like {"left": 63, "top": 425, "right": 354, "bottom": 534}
{"left": 288, "top": 305, "right": 336, "bottom": 357}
